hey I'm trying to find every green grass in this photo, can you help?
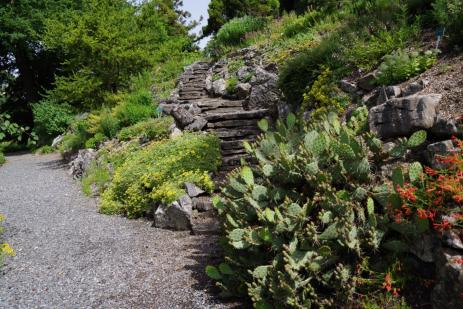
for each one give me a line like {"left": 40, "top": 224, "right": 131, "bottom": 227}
{"left": 82, "top": 163, "right": 111, "bottom": 196}
{"left": 0, "top": 152, "right": 5, "bottom": 165}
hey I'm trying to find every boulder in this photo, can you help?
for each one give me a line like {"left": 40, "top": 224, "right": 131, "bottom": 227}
{"left": 425, "top": 140, "right": 457, "bottom": 169}
{"left": 339, "top": 80, "right": 357, "bottom": 94}
{"left": 431, "top": 116, "right": 460, "bottom": 139}
{"left": 154, "top": 195, "right": 193, "bottom": 231}
{"left": 357, "top": 72, "right": 377, "bottom": 91}
{"left": 250, "top": 67, "right": 277, "bottom": 86}
{"left": 235, "top": 83, "right": 252, "bottom": 99}
{"left": 402, "top": 80, "right": 428, "bottom": 97}
{"left": 410, "top": 233, "right": 440, "bottom": 263}
{"left": 362, "top": 88, "right": 380, "bottom": 106}
{"left": 432, "top": 248, "right": 463, "bottom": 309}
{"left": 68, "top": 149, "right": 97, "bottom": 179}
{"left": 184, "top": 182, "right": 205, "bottom": 198}
{"left": 368, "top": 94, "right": 442, "bottom": 138}
{"left": 192, "top": 196, "right": 214, "bottom": 212}
{"left": 376, "top": 86, "right": 401, "bottom": 105}
{"left": 248, "top": 84, "right": 281, "bottom": 111}
{"left": 212, "top": 79, "right": 227, "bottom": 97}
{"left": 184, "top": 116, "right": 207, "bottom": 131}
{"left": 171, "top": 106, "right": 195, "bottom": 129}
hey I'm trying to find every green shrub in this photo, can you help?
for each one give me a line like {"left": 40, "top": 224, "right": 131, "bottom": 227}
{"left": 32, "top": 100, "right": 74, "bottom": 143}
{"left": 117, "top": 117, "right": 172, "bottom": 141}
{"left": 59, "top": 133, "right": 85, "bottom": 153}
{"left": 82, "top": 163, "right": 111, "bottom": 196}
{"left": 226, "top": 77, "right": 239, "bottom": 94}
{"left": 81, "top": 140, "right": 140, "bottom": 197}
{"left": 375, "top": 49, "right": 438, "bottom": 85}
{"left": 301, "top": 67, "right": 349, "bottom": 117}
{"left": 282, "top": 10, "right": 321, "bottom": 38}
{"left": 113, "top": 101, "right": 157, "bottom": 127}
{"left": 279, "top": 34, "right": 341, "bottom": 106}
{"left": 208, "top": 113, "right": 428, "bottom": 307}
{"left": 35, "top": 145, "right": 55, "bottom": 154}
{"left": 100, "top": 133, "right": 221, "bottom": 218}
{"left": 432, "top": 0, "right": 463, "bottom": 45}
{"left": 84, "top": 133, "right": 106, "bottom": 149}
{"left": 87, "top": 109, "right": 120, "bottom": 138}
{"left": 207, "top": 16, "right": 266, "bottom": 56}
{"left": 0, "top": 152, "right": 5, "bottom": 165}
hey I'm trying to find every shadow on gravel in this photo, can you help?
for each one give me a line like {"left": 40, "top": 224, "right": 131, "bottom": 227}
{"left": 37, "top": 157, "right": 68, "bottom": 170}
{"left": 183, "top": 235, "right": 250, "bottom": 309}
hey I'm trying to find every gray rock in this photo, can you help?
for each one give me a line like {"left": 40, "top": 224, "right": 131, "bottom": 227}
{"left": 339, "top": 80, "right": 357, "bottom": 94}
{"left": 443, "top": 230, "right": 463, "bottom": 250}
{"left": 184, "top": 182, "right": 205, "bottom": 198}
{"left": 250, "top": 67, "right": 277, "bottom": 86}
{"left": 361, "top": 88, "right": 380, "bottom": 106}
{"left": 154, "top": 195, "right": 192, "bottom": 231}
{"left": 402, "top": 80, "right": 428, "bottom": 97}
{"left": 171, "top": 106, "right": 195, "bottom": 129}
{"left": 410, "top": 233, "right": 439, "bottom": 263}
{"left": 432, "top": 248, "right": 463, "bottom": 309}
{"left": 235, "top": 83, "right": 252, "bottom": 99}
{"left": 248, "top": 83, "right": 281, "bottom": 111}
{"left": 376, "top": 86, "right": 402, "bottom": 105}
{"left": 192, "top": 196, "right": 214, "bottom": 212}
{"left": 431, "top": 116, "right": 460, "bottom": 138}
{"left": 368, "top": 94, "right": 442, "bottom": 138}
{"left": 357, "top": 72, "right": 377, "bottom": 91}
{"left": 170, "top": 127, "right": 182, "bottom": 138}
{"left": 68, "top": 149, "right": 97, "bottom": 179}
{"left": 425, "top": 140, "right": 457, "bottom": 169}
{"left": 51, "top": 135, "right": 63, "bottom": 148}
{"left": 212, "top": 79, "right": 227, "bottom": 97}
{"left": 184, "top": 116, "right": 207, "bottom": 131}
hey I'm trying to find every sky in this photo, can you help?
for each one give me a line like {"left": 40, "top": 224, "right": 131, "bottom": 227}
{"left": 182, "top": 0, "right": 211, "bottom": 48}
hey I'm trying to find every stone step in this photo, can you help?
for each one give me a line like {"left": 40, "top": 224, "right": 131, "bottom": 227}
{"left": 209, "top": 127, "right": 261, "bottom": 139}
{"left": 207, "top": 119, "right": 258, "bottom": 128}
{"left": 178, "top": 95, "right": 203, "bottom": 101}
{"left": 180, "top": 86, "right": 205, "bottom": 91}
{"left": 222, "top": 154, "right": 253, "bottom": 167}
{"left": 205, "top": 109, "right": 268, "bottom": 122}
{"left": 179, "top": 91, "right": 204, "bottom": 97}
{"left": 221, "top": 140, "right": 247, "bottom": 150}
{"left": 196, "top": 101, "right": 244, "bottom": 111}
{"left": 203, "top": 107, "right": 246, "bottom": 114}
{"left": 221, "top": 148, "right": 247, "bottom": 156}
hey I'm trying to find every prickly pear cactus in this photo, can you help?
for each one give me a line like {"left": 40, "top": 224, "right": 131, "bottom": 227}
{"left": 210, "top": 113, "right": 390, "bottom": 308}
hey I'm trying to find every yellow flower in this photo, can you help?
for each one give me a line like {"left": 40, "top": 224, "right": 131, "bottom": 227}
{"left": 1, "top": 243, "right": 15, "bottom": 257}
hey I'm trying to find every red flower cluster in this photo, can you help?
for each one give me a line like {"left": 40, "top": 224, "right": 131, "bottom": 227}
{"left": 382, "top": 273, "right": 400, "bottom": 296}
{"left": 392, "top": 137, "right": 463, "bottom": 233}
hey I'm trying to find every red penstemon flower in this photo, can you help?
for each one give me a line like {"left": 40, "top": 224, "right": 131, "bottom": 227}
{"left": 396, "top": 183, "right": 417, "bottom": 202}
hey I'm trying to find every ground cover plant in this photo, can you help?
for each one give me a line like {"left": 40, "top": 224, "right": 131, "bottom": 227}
{"left": 100, "top": 133, "right": 221, "bottom": 218}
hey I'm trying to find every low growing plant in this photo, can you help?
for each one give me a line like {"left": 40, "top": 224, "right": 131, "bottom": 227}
{"left": 100, "top": 133, "right": 221, "bottom": 218}
{"left": 117, "top": 117, "right": 172, "bottom": 142}
{"left": 375, "top": 49, "right": 439, "bottom": 86}
{"left": 0, "top": 152, "right": 5, "bottom": 165}
{"left": 301, "top": 67, "right": 349, "bottom": 118}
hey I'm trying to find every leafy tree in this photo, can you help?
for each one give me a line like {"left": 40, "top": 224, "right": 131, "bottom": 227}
{"left": 43, "top": 0, "right": 193, "bottom": 109}
{"left": 0, "top": 0, "right": 80, "bottom": 126}
{"left": 202, "top": 0, "right": 279, "bottom": 36}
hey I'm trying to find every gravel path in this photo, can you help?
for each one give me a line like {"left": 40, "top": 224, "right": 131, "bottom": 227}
{"left": 0, "top": 153, "right": 238, "bottom": 309}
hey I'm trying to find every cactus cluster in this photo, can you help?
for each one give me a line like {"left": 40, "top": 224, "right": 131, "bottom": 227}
{"left": 210, "top": 111, "right": 428, "bottom": 307}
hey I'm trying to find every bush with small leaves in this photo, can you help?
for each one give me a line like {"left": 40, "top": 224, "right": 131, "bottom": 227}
{"left": 100, "top": 133, "right": 221, "bottom": 218}
{"left": 117, "top": 117, "right": 173, "bottom": 142}
{"left": 375, "top": 49, "right": 438, "bottom": 86}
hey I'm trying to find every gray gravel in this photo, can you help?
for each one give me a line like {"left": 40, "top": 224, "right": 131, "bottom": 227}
{"left": 0, "top": 153, "right": 240, "bottom": 309}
